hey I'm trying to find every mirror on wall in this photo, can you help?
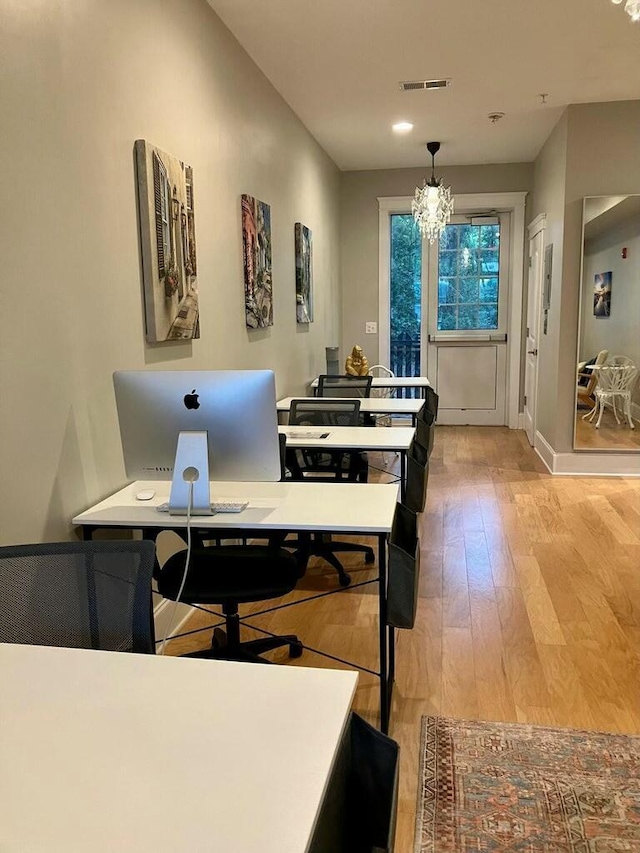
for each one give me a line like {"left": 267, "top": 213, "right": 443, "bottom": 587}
{"left": 574, "top": 195, "right": 640, "bottom": 451}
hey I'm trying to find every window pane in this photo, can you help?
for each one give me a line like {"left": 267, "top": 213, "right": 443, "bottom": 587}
{"left": 436, "top": 222, "right": 501, "bottom": 332}
{"left": 390, "top": 214, "right": 421, "bottom": 379}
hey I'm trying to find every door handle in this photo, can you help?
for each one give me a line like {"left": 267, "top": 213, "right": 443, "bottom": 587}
{"left": 528, "top": 349, "right": 538, "bottom": 356}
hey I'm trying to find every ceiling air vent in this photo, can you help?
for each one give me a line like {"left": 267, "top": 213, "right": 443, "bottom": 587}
{"left": 399, "top": 79, "right": 451, "bottom": 91}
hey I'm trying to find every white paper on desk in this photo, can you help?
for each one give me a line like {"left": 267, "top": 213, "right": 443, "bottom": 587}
{"left": 284, "top": 430, "right": 331, "bottom": 439}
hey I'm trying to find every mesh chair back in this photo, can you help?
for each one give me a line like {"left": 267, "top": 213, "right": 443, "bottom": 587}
{"left": 290, "top": 398, "right": 361, "bottom": 427}
{"left": 317, "top": 374, "right": 373, "bottom": 399}
{"left": 415, "top": 418, "right": 434, "bottom": 458}
{"left": 0, "top": 540, "right": 155, "bottom": 653}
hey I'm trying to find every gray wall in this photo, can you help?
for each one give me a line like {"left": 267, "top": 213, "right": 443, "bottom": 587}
{"left": 533, "top": 100, "right": 640, "bottom": 452}
{"left": 340, "top": 164, "right": 533, "bottom": 368}
{"left": 0, "top": 0, "right": 341, "bottom": 544}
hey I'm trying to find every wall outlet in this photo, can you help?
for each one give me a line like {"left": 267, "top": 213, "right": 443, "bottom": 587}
{"left": 365, "top": 321, "right": 377, "bottom": 334}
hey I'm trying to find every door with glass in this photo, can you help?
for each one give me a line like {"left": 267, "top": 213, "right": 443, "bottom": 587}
{"left": 388, "top": 212, "right": 510, "bottom": 423}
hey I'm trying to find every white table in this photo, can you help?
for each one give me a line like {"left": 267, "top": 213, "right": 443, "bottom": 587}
{"left": 280, "top": 425, "right": 414, "bottom": 500}
{"left": 277, "top": 396, "right": 424, "bottom": 425}
{"left": 0, "top": 643, "right": 357, "bottom": 853}
{"left": 310, "top": 375, "right": 431, "bottom": 397}
{"left": 73, "top": 480, "right": 399, "bottom": 732}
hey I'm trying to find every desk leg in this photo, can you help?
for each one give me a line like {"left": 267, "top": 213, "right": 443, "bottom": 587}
{"left": 378, "top": 532, "right": 391, "bottom": 734}
{"left": 400, "top": 451, "right": 406, "bottom": 503}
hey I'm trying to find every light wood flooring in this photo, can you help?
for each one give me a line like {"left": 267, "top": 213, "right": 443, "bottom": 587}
{"left": 575, "top": 404, "right": 640, "bottom": 449}
{"left": 166, "top": 426, "right": 640, "bottom": 852}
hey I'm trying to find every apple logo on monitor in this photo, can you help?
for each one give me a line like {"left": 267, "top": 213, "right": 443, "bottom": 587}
{"left": 183, "top": 389, "right": 200, "bottom": 410}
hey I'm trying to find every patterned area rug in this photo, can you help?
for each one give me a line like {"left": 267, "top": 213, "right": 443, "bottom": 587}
{"left": 414, "top": 716, "right": 640, "bottom": 852}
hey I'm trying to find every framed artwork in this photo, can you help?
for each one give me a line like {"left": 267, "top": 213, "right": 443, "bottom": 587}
{"left": 593, "top": 271, "right": 612, "bottom": 317}
{"left": 134, "top": 140, "right": 199, "bottom": 342}
{"left": 242, "top": 194, "right": 273, "bottom": 328}
{"left": 295, "top": 223, "right": 313, "bottom": 323}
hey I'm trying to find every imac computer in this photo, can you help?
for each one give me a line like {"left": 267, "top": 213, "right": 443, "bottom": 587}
{"left": 113, "top": 370, "right": 282, "bottom": 513}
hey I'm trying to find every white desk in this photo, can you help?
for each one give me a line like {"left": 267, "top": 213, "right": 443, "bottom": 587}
{"left": 310, "top": 375, "right": 431, "bottom": 397}
{"left": 0, "top": 643, "right": 357, "bottom": 853}
{"left": 277, "top": 396, "right": 424, "bottom": 425}
{"left": 73, "top": 480, "right": 399, "bottom": 732}
{"left": 280, "top": 425, "right": 413, "bottom": 500}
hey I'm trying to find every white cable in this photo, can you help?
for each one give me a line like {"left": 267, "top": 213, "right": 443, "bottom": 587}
{"left": 160, "top": 482, "right": 194, "bottom": 655}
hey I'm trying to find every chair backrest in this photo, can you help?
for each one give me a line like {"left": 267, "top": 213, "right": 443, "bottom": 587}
{"left": 595, "top": 363, "right": 638, "bottom": 394}
{"left": 289, "top": 398, "right": 361, "bottom": 427}
{"left": 317, "top": 374, "right": 372, "bottom": 399}
{"left": 583, "top": 349, "right": 610, "bottom": 395}
{"left": 367, "top": 365, "right": 395, "bottom": 401}
{"left": 0, "top": 540, "right": 156, "bottom": 653}
{"left": 388, "top": 502, "right": 420, "bottom": 629}
{"left": 415, "top": 418, "right": 434, "bottom": 458}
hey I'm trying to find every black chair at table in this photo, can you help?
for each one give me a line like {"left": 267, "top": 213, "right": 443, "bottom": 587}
{"left": 0, "top": 540, "right": 156, "bottom": 653}
{"left": 284, "top": 398, "right": 374, "bottom": 587}
{"left": 317, "top": 374, "right": 374, "bottom": 425}
{"left": 157, "top": 542, "right": 303, "bottom": 663}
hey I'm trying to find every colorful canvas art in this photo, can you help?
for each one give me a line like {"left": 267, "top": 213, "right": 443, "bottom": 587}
{"left": 593, "top": 270, "right": 612, "bottom": 317}
{"left": 135, "top": 140, "right": 199, "bottom": 342}
{"left": 294, "top": 223, "right": 313, "bottom": 324}
{"left": 242, "top": 194, "right": 273, "bottom": 328}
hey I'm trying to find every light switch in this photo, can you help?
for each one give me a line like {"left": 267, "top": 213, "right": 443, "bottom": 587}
{"left": 365, "top": 322, "right": 377, "bottom": 334}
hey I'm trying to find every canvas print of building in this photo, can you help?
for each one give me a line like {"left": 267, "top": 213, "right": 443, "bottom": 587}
{"left": 593, "top": 271, "right": 612, "bottom": 317}
{"left": 135, "top": 140, "right": 199, "bottom": 342}
{"left": 295, "top": 223, "right": 313, "bottom": 324}
{"left": 242, "top": 194, "right": 273, "bottom": 328}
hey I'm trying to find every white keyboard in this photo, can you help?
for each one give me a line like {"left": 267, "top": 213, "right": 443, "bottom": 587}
{"left": 156, "top": 501, "right": 249, "bottom": 514}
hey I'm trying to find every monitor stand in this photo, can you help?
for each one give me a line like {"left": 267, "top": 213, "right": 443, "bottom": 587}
{"left": 168, "top": 431, "right": 213, "bottom": 515}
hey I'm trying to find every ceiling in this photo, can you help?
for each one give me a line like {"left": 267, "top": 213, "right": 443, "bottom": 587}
{"left": 207, "top": 0, "right": 640, "bottom": 171}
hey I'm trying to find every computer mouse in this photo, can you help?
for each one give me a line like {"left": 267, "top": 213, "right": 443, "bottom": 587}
{"left": 135, "top": 490, "right": 156, "bottom": 501}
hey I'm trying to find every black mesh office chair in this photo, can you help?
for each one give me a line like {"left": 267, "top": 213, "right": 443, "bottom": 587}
{"left": 285, "top": 398, "right": 374, "bottom": 587}
{"left": 157, "top": 544, "right": 303, "bottom": 662}
{"left": 317, "top": 374, "right": 374, "bottom": 426}
{"left": 420, "top": 386, "right": 439, "bottom": 425}
{"left": 405, "top": 437, "right": 430, "bottom": 514}
{"left": 0, "top": 540, "right": 156, "bottom": 653}
{"left": 286, "top": 398, "right": 368, "bottom": 482}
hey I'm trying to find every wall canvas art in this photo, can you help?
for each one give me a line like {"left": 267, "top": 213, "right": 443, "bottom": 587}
{"left": 242, "top": 194, "right": 273, "bottom": 328}
{"left": 135, "top": 140, "right": 199, "bottom": 342}
{"left": 593, "top": 270, "right": 612, "bottom": 317}
{"left": 295, "top": 222, "right": 313, "bottom": 323}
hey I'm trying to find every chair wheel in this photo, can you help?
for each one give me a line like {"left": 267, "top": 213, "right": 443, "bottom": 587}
{"left": 212, "top": 627, "right": 226, "bottom": 649}
{"left": 289, "top": 642, "right": 303, "bottom": 659}
{"left": 339, "top": 572, "right": 352, "bottom": 587}
{"left": 365, "top": 551, "right": 375, "bottom": 564}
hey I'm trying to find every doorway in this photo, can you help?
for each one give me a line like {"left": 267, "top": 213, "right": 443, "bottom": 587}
{"left": 378, "top": 192, "right": 526, "bottom": 429}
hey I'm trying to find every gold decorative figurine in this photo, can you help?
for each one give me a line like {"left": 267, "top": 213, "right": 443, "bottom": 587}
{"left": 345, "top": 345, "right": 370, "bottom": 376}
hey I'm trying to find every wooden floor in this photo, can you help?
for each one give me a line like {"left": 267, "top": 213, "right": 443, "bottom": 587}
{"left": 167, "top": 426, "right": 640, "bottom": 852}
{"left": 575, "top": 403, "right": 640, "bottom": 449}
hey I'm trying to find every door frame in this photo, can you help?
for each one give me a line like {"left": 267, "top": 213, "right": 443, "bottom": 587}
{"left": 378, "top": 191, "right": 527, "bottom": 429}
{"left": 524, "top": 213, "right": 546, "bottom": 445}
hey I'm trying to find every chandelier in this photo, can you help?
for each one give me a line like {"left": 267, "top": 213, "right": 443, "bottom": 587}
{"left": 611, "top": 0, "right": 640, "bottom": 21}
{"left": 412, "top": 141, "right": 454, "bottom": 243}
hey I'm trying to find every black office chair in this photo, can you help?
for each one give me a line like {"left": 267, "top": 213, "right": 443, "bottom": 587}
{"left": 287, "top": 398, "right": 368, "bottom": 482}
{"left": 317, "top": 374, "right": 374, "bottom": 426}
{"left": 405, "top": 437, "right": 430, "bottom": 514}
{"left": 419, "top": 386, "right": 439, "bottom": 425}
{"left": 285, "top": 398, "right": 374, "bottom": 587}
{"left": 0, "top": 540, "right": 156, "bottom": 653}
{"left": 157, "top": 543, "right": 303, "bottom": 663}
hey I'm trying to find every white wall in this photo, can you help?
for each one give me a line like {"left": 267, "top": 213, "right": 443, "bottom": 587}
{"left": 0, "top": 0, "right": 341, "bottom": 544}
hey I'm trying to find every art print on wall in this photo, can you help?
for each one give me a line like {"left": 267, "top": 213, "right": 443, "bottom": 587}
{"left": 135, "top": 140, "right": 199, "bottom": 342}
{"left": 593, "top": 270, "right": 612, "bottom": 317}
{"left": 242, "top": 194, "right": 273, "bottom": 328}
{"left": 295, "top": 223, "right": 313, "bottom": 324}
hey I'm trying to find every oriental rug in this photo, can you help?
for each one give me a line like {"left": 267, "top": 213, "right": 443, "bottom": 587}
{"left": 414, "top": 716, "right": 640, "bottom": 852}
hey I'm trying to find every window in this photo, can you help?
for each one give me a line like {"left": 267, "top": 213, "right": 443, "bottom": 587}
{"left": 437, "top": 222, "right": 500, "bottom": 331}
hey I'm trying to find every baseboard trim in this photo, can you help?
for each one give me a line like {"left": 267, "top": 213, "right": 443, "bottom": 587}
{"left": 534, "top": 430, "right": 640, "bottom": 476}
{"left": 516, "top": 413, "right": 525, "bottom": 430}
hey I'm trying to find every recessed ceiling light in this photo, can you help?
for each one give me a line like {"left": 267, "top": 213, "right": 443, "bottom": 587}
{"left": 392, "top": 121, "right": 414, "bottom": 134}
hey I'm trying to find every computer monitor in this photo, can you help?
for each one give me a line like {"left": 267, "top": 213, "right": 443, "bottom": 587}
{"left": 113, "top": 369, "right": 282, "bottom": 484}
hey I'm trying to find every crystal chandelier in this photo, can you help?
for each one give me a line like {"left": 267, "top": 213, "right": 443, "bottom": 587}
{"left": 611, "top": 0, "right": 640, "bottom": 22}
{"left": 412, "top": 141, "right": 454, "bottom": 243}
